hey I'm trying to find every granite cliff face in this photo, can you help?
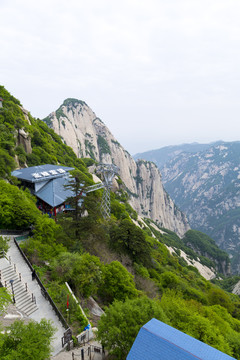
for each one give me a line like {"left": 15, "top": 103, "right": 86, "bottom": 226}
{"left": 43, "top": 98, "right": 189, "bottom": 237}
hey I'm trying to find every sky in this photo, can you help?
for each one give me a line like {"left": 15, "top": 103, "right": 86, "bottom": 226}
{"left": 1, "top": 0, "right": 240, "bottom": 155}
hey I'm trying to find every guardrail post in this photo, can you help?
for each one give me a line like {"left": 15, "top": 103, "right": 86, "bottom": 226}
{"left": 25, "top": 283, "right": 28, "bottom": 292}
{"left": 19, "top": 273, "right": 21, "bottom": 281}
{"left": 32, "top": 293, "right": 36, "bottom": 304}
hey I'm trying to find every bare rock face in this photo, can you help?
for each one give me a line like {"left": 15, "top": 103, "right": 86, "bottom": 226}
{"left": 233, "top": 280, "right": 240, "bottom": 295}
{"left": 14, "top": 107, "right": 32, "bottom": 154}
{"left": 17, "top": 129, "right": 32, "bottom": 154}
{"left": 19, "top": 106, "right": 31, "bottom": 125}
{"left": 43, "top": 98, "right": 189, "bottom": 237}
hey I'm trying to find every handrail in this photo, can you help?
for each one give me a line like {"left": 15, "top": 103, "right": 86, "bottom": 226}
{"left": 14, "top": 237, "right": 69, "bottom": 329}
{"left": 0, "top": 230, "right": 29, "bottom": 236}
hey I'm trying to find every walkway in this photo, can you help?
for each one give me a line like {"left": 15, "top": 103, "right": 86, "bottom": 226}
{"left": 0, "top": 236, "right": 66, "bottom": 356}
{"left": 52, "top": 340, "right": 105, "bottom": 360}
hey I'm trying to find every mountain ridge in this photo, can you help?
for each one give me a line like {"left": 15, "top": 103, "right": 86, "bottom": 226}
{"left": 134, "top": 141, "right": 224, "bottom": 168}
{"left": 135, "top": 141, "right": 240, "bottom": 273}
{"left": 42, "top": 98, "right": 190, "bottom": 237}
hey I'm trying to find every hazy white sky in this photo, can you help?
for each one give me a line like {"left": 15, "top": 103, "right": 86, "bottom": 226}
{"left": 1, "top": 0, "right": 240, "bottom": 154}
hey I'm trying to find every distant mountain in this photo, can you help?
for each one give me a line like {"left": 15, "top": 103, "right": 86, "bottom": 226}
{"left": 136, "top": 141, "right": 240, "bottom": 274}
{"left": 134, "top": 142, "right": 221, "bottom": 169}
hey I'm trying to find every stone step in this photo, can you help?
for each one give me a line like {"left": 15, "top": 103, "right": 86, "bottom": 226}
{"left": 3, "top": 279, "right": 20, "bottom": 290}
{"left": 19, "top": 301, "right": 38, "bottom": 316}
{"left": 14, "top": 286, "right": 27, "bottom": 297}
{"left": 0, "top": 264, "right": 38, "bottom": 316}
{"left": 1, "top": 270, "right": 18, "bottom": 282}
{"left": 15, "top": 293, "right": 38, "bottom": 316}
{"left": 2, "top": 266, "right": 15, "bottom": 275}
{"left": 2, "top": 280, "right": 19, "bottom": 290}
{"left": 0, "top": 237, "right": 67, "bottom": 356}
{"left": 15, "top": 291, "right": 31, "bottom": 305}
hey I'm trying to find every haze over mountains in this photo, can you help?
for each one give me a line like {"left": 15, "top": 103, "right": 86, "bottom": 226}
{"left": 135, "top": 142, "right": 240, "bottom": 273}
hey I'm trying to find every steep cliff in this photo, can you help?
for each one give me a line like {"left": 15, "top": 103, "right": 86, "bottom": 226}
{"left": 43, "top": 98, "right": 189, "bottom": 237}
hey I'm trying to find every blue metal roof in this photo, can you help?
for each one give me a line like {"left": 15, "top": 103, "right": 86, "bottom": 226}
{"left": 11, "top": 164, "right": 83, "bottom": 208}
{"left": 127, "top": 319, "right": 236, "bottom": 360}
{"left": 36, "top": 175, "right": 74, "bottom": 207}
{"left": 12, "top": 164, "right": 74, "bottom": 183}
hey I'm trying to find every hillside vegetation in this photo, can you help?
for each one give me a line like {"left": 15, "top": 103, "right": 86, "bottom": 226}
{"left": 1, "top": 86, "right": 240, "bottom": 359}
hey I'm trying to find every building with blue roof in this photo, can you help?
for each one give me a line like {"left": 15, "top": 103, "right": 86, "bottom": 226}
{"left": 12, "top": 164, "right": 85, "bottom": 217}
{"left": 127, "top": 318, "right": 236, "bottom": 360}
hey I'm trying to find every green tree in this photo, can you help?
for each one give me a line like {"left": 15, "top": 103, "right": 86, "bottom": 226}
{"left": 97, "top": 296, "right": 169, "bottom": 359}
{"left": 0, "top": 319, "right": 55, "bottom": 360}
{"left": 160, "top": 290, "right": 237, "bottom": 357}
{"left": 20, "top": 215, "right": 66, "bottom": 263}
{"left": 159, "top": 271, "right": 180, "bottom": 289}
{"left": 0, "top": 288, "right": 11, "bottom": 314}
{"left": 208, "top": 287, "right": 234, "bottom": 313}
{"left": 0, "top": 236, "right": 10, "bottom": 256}
{"left": 64, "top": 169, "right": 95, "bottom": 238}
{"left": 65, "top": 171, "right": 85, "bottom": 224}
{"left": 98, "top": 261, "right": 139, "bottom": 304}
{"left": 0, "top": 181, "right": 40, "bottom": 229}
{"left": 51, "top": 252, "right": 103, "bottom": 297}
{"left": 32, "top": 215, "right": 62, "bottom": 244}
{"left": 109, "top": 218, "right": 151, "bottom": 265}
{"left": 186, "top": 313, "right": 232, "bottom": 355}
{"left": 0, "top": 149, "right": 16, "bottom": 179}
{"left": 72, "top": 252, "right": 103, "bottom": 297}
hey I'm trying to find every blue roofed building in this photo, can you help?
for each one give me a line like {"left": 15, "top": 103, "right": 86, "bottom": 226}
{"left": 12, "top": 164, "right": 85, "bottom": 217}
{"left": 127, "top": 318, "right": 236, "bottom": 360}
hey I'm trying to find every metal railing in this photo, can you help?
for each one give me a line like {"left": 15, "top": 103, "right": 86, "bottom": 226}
{"left": 14, "top": 237, "right": 69, "bottom": 329}
{"left": 0, "top": 230, "right": 29, "bottom": 236}
{"left": 72, "top": 345, "right": 105, "bottom": 360}
{"left": 0, "top": 258, "right": 36, "bottom": 305}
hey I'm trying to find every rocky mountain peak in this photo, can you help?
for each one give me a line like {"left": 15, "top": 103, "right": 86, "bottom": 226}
{"left": 43, "top": 100, "right": 190, "bottom": 237}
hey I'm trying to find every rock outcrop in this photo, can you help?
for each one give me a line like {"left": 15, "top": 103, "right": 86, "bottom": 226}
{"left": 43, "top": 98, "right": 190, "bottom": 237}
{"left": 17, "top": 129, "right": 32, "bottom": 154}
{"left": 233, "top": 280, "right": 240, "bottom": 295}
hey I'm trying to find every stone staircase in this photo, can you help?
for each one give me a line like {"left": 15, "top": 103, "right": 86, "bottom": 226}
{"left": 0, "top": 237, "right": 67, "bottom": 356}
{"left": 0, "top": 264, "right": 38, "bottom": 316}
